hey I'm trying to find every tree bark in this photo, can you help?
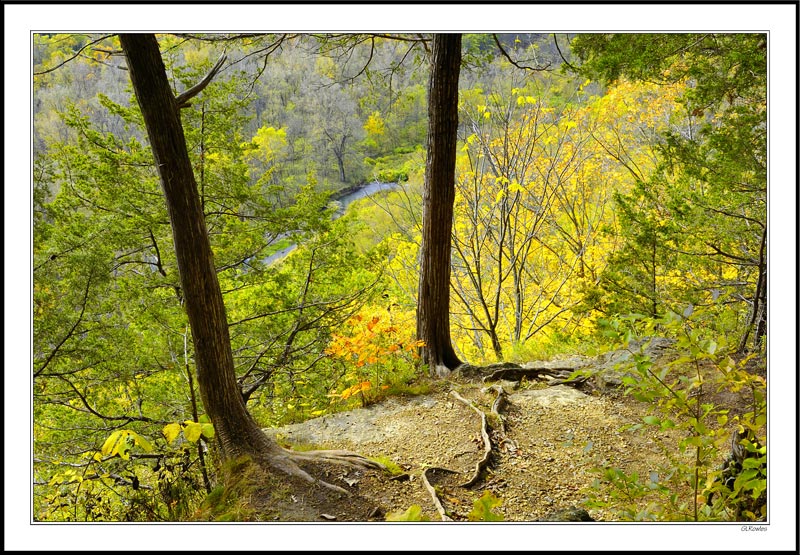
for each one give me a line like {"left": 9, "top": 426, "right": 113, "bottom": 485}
{"left": 417, "top": 34, "right": 463, "bottom": 377}
{"left": 740, "top": 226, "right": 767, "bottom": 352}
{"left": 119, "top": 34, "right": 279, "bottom": 462}
{"left": 335, "top": 135, "right": 348, "bottom": 183}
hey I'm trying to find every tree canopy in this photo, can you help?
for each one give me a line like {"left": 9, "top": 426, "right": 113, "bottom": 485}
{"left": 27, "top": 29, "right": 773, "bottom": 531}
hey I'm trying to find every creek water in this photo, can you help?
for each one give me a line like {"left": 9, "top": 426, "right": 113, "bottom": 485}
{"left": 261, "top": 181, "right": 400, "bottom": 265}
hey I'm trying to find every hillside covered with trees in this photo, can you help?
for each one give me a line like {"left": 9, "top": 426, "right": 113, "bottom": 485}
{"left": 30, "top": 31, "right": 771, "bottom": 529}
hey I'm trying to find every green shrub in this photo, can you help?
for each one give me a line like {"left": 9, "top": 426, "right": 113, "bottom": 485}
{"left": 585, "top": 307, "right": 766, "bottom": 521}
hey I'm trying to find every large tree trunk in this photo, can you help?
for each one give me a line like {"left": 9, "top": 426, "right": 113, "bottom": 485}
{"left": 119, "top": 34, "right": 278, "bottom": 462}
{"left": 417, "top": 34, "right": 463, "bottom": 377}
{"left": 120, "top": 34, "right": 381, "bottom": 492}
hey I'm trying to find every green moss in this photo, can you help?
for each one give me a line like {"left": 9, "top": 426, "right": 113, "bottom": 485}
{"left": 386, "top": 381, "right": 432, "bottom": 397}
{"left": 368, "top": 455, "right": 404, "bottom": 476}
{"left": 283, "top": 441, "right": 327, "bottom": 452}
{"left": 201, "top": 485, "right": 225, "bottom": 510}
{"left": 193, "top": 456, "right": 260, "bottom": 522}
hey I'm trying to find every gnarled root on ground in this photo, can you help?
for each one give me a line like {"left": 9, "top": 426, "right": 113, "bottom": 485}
{"left": 483, "top": 384, "right": 518, "bottom": 452}
{"left": 449, "top": 390, "right": 493, "bottom": 488}
{"left": 286, "top": 448, "right": 385, "bottom": 470}
{"left": 421, "top": 467, "right": 460, "bottom": 521}
{"left": 262, "top": 446, "right": 387, "bottom": 495}
{"left": 483, "top": 365, "right": 584, "bottom": 385}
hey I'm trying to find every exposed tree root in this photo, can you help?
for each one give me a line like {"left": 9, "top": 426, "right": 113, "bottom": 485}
{"left": 483, "top": 384, "right": 518, "bottom": 453}
{"left": 286, "top": 448, "right": 386, "bottom": 471}
{"left": 261, "top": 447, "right": 387, "bottom": 496}
{"left": 482, "top": 365, "right": 588, "bottom": 387}
{"left": 456, "top": 361, "right": 522, "bottom": 380}
{"left": 449, "top": 390, "right": 492, "bottom": 488}
{"left": 421, "top": 467, "right": 459, "bottom": 521}
{"left": 485, "top": 384, "right": 509, "bottom": 433}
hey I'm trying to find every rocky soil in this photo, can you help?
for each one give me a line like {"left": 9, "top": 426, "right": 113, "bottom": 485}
{"left": 250, "top": 339, "right": 758, "bottom": 522}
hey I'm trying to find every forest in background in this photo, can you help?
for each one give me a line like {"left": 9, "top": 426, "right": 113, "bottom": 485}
{"left": 31, "top": 32, "right": 768, "bottom": 523}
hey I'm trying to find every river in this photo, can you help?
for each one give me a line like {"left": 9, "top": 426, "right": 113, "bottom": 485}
{"left": 261, "top": 181, "right": 400, "bottom": 265}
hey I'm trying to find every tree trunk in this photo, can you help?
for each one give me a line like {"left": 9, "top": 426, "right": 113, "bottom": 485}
{"left": 740, "top": 226, "right": 767, "bottom": 352}
{"left": 488, "top": 326, "right": 504, "bottom": 361}
{"left": 335, "top": 135, "right": 347, "bottom": 182}
{"left": 417, "top": 34, "right": 463, "bottom": 377}
{"left": 650, "top": 233, "right": 658, "bottom": 318}
{"left": 119, "top": 34, "right": 279, "bottom": 463}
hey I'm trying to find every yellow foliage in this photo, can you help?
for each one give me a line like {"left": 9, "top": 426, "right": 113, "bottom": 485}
{"left": 100, "top": 429, "right": 153, "bottom": 460}
{"left": 339, "top": 381, "right": 371, "bottom": 400}
{"left": 315, "top": 56, "right": 337, "bottom": 79}
{"left": 445, "top": 77, "right": 692, "bottom": 358}
{"left": 363, "top": 111, "right": 385, "bottom": 136}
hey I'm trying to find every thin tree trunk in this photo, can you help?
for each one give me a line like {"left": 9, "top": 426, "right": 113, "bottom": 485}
{"left": 488, "top": 326, "right": 504, "bottom": 361}
{"left": 417, "top": 34, "right": 463, "bottom": 377}
{"left": 336, "top": 136, "right": 347, "bottom": 182}
{"left": 651, "top": 234, "right": 658, "bottom": 318}
{"left": 740, "top": 226, "right": 767, "bottom": 352}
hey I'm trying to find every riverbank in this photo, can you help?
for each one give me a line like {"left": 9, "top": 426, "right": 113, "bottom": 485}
{"left": 262, "top": 181, "right": 401, "bottom": 265}
{"left": 329, "top": 181, "right": 400, "bottom": 213}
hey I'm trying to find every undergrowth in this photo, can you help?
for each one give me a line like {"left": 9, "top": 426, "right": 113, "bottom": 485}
{"left": 584, "top": 305, "right": 766, "bottom": 521}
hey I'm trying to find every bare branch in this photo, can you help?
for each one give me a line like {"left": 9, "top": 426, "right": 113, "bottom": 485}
{"left": 34, "top": 34, "right": 115, "bottom": 76}
{"left": 227, "top": 274, "right": 380, "bottom": 328}
{"left": 553, "top": 33, "right": 580, "bottom": 73}
{"left": 493, "top": 34, "right": 551, "bottom": 72}
{"left": 34, "top": 269, "right": 94, "bottom": 377}
{"left": 56, "top": 375, "right": 160, "bottom": 424}
{"left": 175, "top": 54, "right": 227, "bottom": 109}
{"left": 148, "top": 228, "right": 168, "bottom": 278}
{"left": 172, "top": 33, "right": 266, "bottom": 43}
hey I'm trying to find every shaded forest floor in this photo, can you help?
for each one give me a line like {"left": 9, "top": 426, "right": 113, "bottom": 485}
{"left": 207, "top": 341, "right": 764, "bottom": 522}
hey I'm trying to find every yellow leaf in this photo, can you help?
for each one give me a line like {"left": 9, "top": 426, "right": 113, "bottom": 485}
{"left": 183, "top": 421, "right": 202, "bottom": 443}
{"left": 101, "top": 431, "right": 123, "bottom": 456}
{"left": 163, "top": 423, "right": 182, "bottom": 445}
{"left": 340, "top": 381, "right": 372, "bottom": 400}
{"left": 200, "top": 423, "right": 215, "bottom": 439}
{"left": 133, "top": 432, "right": 154, "bottom": 453}
{"left": 386, "top": 505, "right": 430, "bottom": 521}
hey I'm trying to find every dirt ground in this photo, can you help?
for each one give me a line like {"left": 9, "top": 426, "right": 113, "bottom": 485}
{"left": 234, "top": 342, "right": 764, "bottom": 523}
{"left": 258, "top": 379, "right": 690, "bottom": 522}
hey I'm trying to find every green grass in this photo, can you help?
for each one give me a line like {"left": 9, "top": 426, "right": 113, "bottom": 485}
{"left": 263, "top": 237, "right": 294, "bottom": 258}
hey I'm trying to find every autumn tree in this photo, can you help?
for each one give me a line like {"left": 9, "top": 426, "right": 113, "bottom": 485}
{"left": 451, "top": 76, "right": 594, "bottom": 360}
{"left": 33, "top": 34, "right": 398, "bottom": 520}
{"left": 571, "top": 33, "right": 767, "bottom": 351}
{"left": 118, "top": 33, "right": 379, "bottom": 490}
{"left": 416, "top": 33, "right": 463, "bottom": 376}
